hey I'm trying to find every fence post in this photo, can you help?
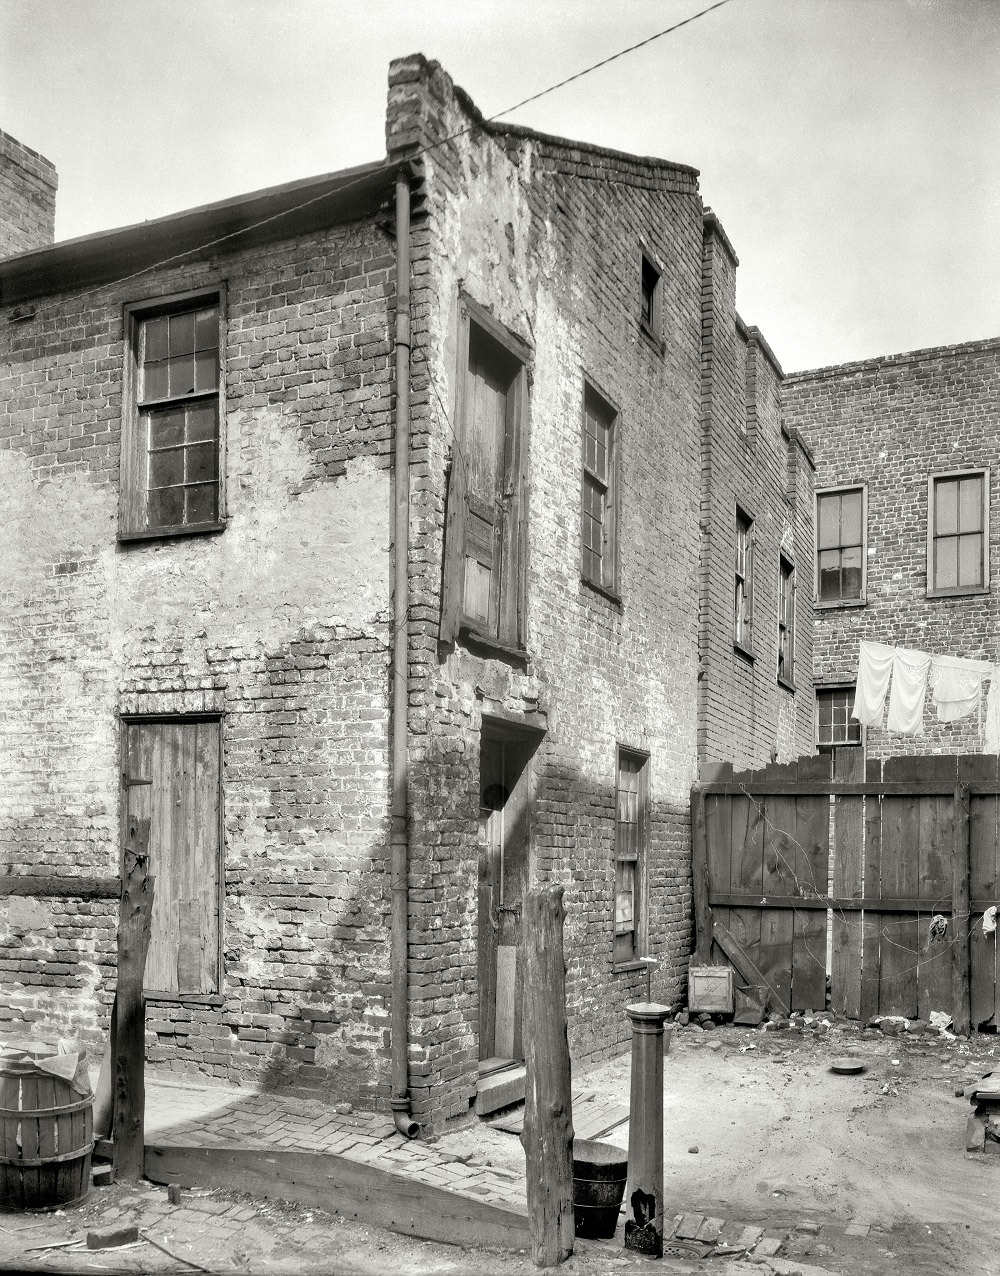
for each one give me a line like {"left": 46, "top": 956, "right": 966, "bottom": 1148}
{"left": 691, "top": 787, "right": 713, "bottom": 964}
{"left": 520, "top": 884, "right": 574, "bottom": 1267}
{"left": 952, "top": 782, "right": 971, "bottom": 1036}
{"left": 114, "top": 817, "right": 152, "bottom": 1182}
{"left": 624, "top": 1002, "right": 670, "bottom": 1256}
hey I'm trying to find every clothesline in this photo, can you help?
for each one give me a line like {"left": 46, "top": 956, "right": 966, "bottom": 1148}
{"left": 852, "top": 640, "right": 1000, "bottom": 751}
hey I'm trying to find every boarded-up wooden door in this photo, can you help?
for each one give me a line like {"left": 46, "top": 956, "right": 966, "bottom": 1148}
{"left": 122, "top": 719, "right": 221, "bottom": 995}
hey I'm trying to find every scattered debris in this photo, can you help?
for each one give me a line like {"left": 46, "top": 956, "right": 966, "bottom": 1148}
{"left": 829, "top": 1057, "right": 865, "bottom": 1075}
{"left": 87, "top": 1224, "right": 141, "bottom": 1249}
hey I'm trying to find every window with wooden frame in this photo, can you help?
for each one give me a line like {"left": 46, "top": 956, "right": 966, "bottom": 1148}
{"left": 816, "top": 687, "right": 862, "bottom": 754}
{"left": 640, "top": 252, "right": 661, "bottom": 340}
{"left": 581, "top": 384, "right": 619, "bottom": 594}
{"left": 614, "top": 748, "right": 649, "bottom": 966}
{"left": 119, "top": 286, "right": 226, "bottom": 540}
{"left": 816, "top": 485, "right": 865, "bottom": 604}
{"left": 734, "top": 508, "right": 754, "bottom": 652}
{"left": 927, "top": 468, "right": 989, "bottom": 596}
{"left": 777, "top": 554, "right": 795, "bottom": 687}
{"left": 440, "top": 296, "right": 530, "bottom": 653}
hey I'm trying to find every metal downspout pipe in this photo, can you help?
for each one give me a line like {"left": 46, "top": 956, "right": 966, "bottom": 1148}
{"left": 390, "top": 170, "right": 418, "bottom": 1139}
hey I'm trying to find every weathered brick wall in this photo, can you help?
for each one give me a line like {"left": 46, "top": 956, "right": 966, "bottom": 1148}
{"left": 0, "top": 129, "right": 57, "bottom": 258}
{"left": 785, "top": 337, "right": 1000, "bottom": 759}
{"left": 387, "top": 56, "right": 703, "bottom": 1128}
{"left": 0, "top": 221, "right": 397, "bottom": 1106}
{"left": 697, "top": 214, "right": 815, "bottom": 772}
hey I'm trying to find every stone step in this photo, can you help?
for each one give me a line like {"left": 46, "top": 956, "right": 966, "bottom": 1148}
{"left": 475, "top": 1065, "right": 526, "bottom": 1117}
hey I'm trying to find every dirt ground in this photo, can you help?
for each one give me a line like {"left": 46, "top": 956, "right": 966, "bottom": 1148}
{"left": 3, "top": 1017, "right": 999, "bottom": 1276}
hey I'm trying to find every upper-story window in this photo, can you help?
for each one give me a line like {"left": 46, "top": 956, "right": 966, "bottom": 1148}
{"left": 614, "top": 748, "right": 649, "bottom": 967}
{"left": 639, "top": 251, "right": 662, "bottom": 345}
{"left": 777, "top": 554, "right": 795, "bottom": 688}
{"left": 927, "top": 469, "right": 989, "bottom": 596}
{"left": 581, "top": 384, "right": 619, "bottom": 595}
{"left": 816, "top": 686, "right": 862, "bottom": 753}
{"left": 816, "top": 485, "right": 865, "bottom": 604}
{"left": 119, "top": 287, "right": 225, "bottom": 540}
{"left": 735, "top": 508, "right": 754, "bottom": 653}
{"left": 440, "top": 296, "right": 530, "bottom": 653}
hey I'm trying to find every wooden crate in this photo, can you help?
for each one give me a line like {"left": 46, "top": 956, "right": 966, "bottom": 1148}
{"left": 688, "top": 965, "right": 734, "bottom": 1014}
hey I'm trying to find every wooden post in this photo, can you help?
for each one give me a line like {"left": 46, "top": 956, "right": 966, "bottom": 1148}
{"left": 114, "top": 817, "right": 152, "bottom": 1182}
{"left": 691, "top": 787, "right": 713, "bottom": 965}
{"left": 519, "top": 885, "right": 574, "bottom": 1267}
{"left": 952, "top": 782, "right": 972, "bottom": 1036}
{"left": 624, "top": 1002, "right": 670, "bottom": 1257}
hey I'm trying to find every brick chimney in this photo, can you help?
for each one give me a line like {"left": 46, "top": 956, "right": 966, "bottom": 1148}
{"left": 0, "top": 129, "right": 57, "bottom": 259}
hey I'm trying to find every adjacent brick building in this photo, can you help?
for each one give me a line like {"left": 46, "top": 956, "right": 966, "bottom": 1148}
{"left": 0, "top": 56, "right": 813, "bottom": 1132}
{"left": 785, "top": 336, "right": 1000, "bottom": 759}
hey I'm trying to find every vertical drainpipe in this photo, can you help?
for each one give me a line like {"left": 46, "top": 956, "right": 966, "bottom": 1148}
{"left": 390, "top": 169, "right": 419, "bottom": 1139}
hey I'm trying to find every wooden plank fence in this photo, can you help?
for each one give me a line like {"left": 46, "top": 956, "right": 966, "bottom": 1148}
{"left": 692, "top": 751, "right": 1000, "bottom": 1032}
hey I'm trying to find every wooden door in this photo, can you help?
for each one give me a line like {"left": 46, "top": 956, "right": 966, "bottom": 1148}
{"left": 478, "top": 734, "right": 531, "bottom": 1063}
{"left": 122, "top": 719, "right": 221, "bottom": 995}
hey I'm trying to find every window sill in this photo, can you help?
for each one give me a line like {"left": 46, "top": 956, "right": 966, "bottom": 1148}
{"left": 581, "top": 577, "right": 623, "bottom": 608}
{"left": 460, "top": 626, "right": 530, "bottom": 665}
{"left": 145, "top": 991, "right": 223, "bottom": 1006}
{"left": 612, "top": 960, "right": 648, "bottom": 975}
{"left": 777, "top": 675, "right": 796, "bottom": 693}
{"left": 734, "top": 640, "right": 754, "bottom": 664}
{"left": 814, "top": 597, "right": 866, "bottom": 610}
{"left": 926, "top": 586, "right": 990, "bottom": 600}
{"left": 119, "top": 520, "right": 227, "bottom": 545}
{"left": 639, "top": 321, "right": 665, "bottom": 357}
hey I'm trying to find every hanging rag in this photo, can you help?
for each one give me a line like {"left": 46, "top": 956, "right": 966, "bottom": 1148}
{"left": 852, "top": 640, "right": 895, "bottom": 726}
{"left": 986, "top": 670, "right": 1000, "bottom": 754}
{"left": 984, "top": 905, "right": 998, "bottom": 937}
{"left": 928, "top": 914, "right": 949, "bottom": 942}
{"left": 886, "top": 647, "right": 931, "bottom": 735}
{"left": 928, "top": 654, "right": 990, "bottom": 722}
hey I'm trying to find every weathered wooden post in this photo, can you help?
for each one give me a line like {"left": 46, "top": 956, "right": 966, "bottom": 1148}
{"left": 624, "top": 1002, "right": 671, "bottom": 1256}
{"left": 520, "top": 884, "right": 574, "bottom": 1267}
{"left": 952, "top": 781, "right": 972, "bottom": 1036}
{"left": 113, "top": 817, "right": 153, "bottom": 1182}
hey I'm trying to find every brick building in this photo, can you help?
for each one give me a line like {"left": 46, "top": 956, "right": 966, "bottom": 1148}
{"left": 785, "top": 336, "right": 1000, "bottom": 759}
{"left": 1, "top": 56, "right": 813, "bottom": 1132}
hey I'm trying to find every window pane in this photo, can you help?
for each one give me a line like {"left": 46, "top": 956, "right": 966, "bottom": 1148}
{"left": 167, "top": 353, "right": 196, "bottom": 397}
{"left": 186, "top": 442, "right": 218, "bottom": 484}
{"left": 841, "top": 489, "right": 862, "bottom": 545}
{"left": 148, "top": 487, "right": 184, "bottom": 529}
{"left": 186, "top": 484, "right": 218, "bottom": 525}
{"left": 186, "top": 401, "right": 218, "bottom": 443}
{"left": 818, "top": 550, "right": 841, "bottom": 601}
{"left": 959, "top": 533, "right": 983, "bottom": 587}
{"left": 935, "top": 479, "right": 958, "bottom": 535}
{"left": 817, "top": 494, "right": 840, "bottom": 549}
{"left": 194, "top": 307, "right": 219, "bottom": 351}
{"left": 935, "top": 536, "right": 958, "bottom": 590}
{"left": 959, "top": 476, "right": 983, "bottom": 533}
{"left": 144, "top": 316, "right": 169, "bottom": 363}
{"left": 169, "top": 310, "right": 195, "bottom": 357}
{"left": 148, "top": 406, "right": 185, "bottom": 449}
{"left": 149, "top": 448, "right": 184, "bottom": 489}
{"left": 841, "top": 545, "right": 863, "bottom": 599}
{"left": 194, "top": 348, "right": 219, "bottom": 394}
{"left": 142, "top": 359, "right": 169, "bottom": 401}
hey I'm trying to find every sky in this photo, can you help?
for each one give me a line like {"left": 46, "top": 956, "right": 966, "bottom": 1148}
{"left": 1, "top": 0, "right": 998, "bottom": 372}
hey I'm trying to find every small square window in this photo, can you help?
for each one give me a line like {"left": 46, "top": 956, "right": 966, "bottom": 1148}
{"left": 120, "top": 288, "right": 226, "bottom": 540}
{"left": 927, "top": 469, "right": 989, "bottom": 596}
{"left": 816, "top": 687, "right": 862, "bottom": 753}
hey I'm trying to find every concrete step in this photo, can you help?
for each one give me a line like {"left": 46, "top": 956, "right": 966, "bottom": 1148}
{"left": 475, "top": 1065, "right": 526, "bottom": 1117}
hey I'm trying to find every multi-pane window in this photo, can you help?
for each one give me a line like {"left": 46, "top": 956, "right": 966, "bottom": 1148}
{"left": 614, "top": 749, "right": 649, "bottom": 965}
{"left": 817, "top": 487, "right": 864, "bottom": 602}
{"left": 816, "top": 687, "right": 862, "bottom": 753}
{"left": 778, "top": 556, "right": 794, "bottom": 686}
{"left": 120, "top": 288, "right": 225, "bottom": 540}
{"left": 735, "top": 509, "right": 753, "bottom": 649}
{"left": 582, "top": 387, "right": 617, "bottom": 591}
{"left": 928, "top": 470, "right": 988, "bottom": 594}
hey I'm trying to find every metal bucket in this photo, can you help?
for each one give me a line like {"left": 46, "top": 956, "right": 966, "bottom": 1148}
{"left": 572, "top": 1138, "right": 628, "bottom": 1239}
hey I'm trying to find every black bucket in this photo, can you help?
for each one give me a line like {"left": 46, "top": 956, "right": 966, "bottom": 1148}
{"left": 572, "top": 1139, "right": 628, "bottom": 1239}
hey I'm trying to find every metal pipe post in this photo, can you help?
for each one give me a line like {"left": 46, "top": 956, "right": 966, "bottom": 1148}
{"left": 624, "top": 1002, "right": 671, "bottom": 1256}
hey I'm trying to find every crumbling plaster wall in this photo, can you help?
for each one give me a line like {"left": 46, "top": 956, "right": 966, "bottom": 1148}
{"left": 1, "top": 219, "right": 398, "bottom": 1104}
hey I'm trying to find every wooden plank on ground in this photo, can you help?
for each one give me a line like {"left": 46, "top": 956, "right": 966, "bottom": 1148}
{"left": 878, "top": 757, "right": 920, "bottom": 1019}
{"left": 967, "top": 754, "right": 999, "bottom": 1029}
{"left": 916, "top": 756, "right": 956, "bottom": 1020}
{"left": 860, "top": 757, "right": 882, "bottom": 1023}
{"left": 145, "top": 1145, "right": 532, "bottom": 1250}
{"left": 832, "top": 747, "right": 864, "bottom": 1018}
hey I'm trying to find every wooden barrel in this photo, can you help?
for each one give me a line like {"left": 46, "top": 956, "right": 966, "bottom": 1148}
{"left": 0, "top": 1043, "right": 93, "bottom": 1211}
